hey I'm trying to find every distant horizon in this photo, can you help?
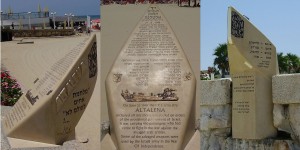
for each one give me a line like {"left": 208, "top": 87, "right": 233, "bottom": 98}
{"left": 1, "top": 12, "right": 100, "bottom": 17}
{"left": 1, "top": 0, "right": 100, "bottom": 16}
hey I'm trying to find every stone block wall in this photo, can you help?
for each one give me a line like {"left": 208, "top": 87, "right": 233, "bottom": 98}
{"left": 273, "top": 74, "right": 300, "bottom": 144}
{"left": 199, "top": 79, "right": 232, "bottom": 149}
{"left": 200, "top": 75, "right": 300, "bottom": 150}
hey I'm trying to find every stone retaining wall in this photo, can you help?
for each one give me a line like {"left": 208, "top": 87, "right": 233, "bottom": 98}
{"left": 12, "top": 29, "right": 75, "bottom": 37}
{"left": 200, "top": 74, "right": 300, "bottom": 150}
{"left": 273, "top": 74, "right": 300, "bottom": 145}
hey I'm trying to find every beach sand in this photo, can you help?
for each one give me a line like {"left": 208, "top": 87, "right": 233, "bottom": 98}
{"left": 1, "top": 32, "right": 101, "bottom": 150}
{"left": 100, "top": 3, "right": 200, "bottom": 125}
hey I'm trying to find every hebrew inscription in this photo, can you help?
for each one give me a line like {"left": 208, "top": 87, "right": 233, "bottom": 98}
{"left": 228, "top": 7, "right": 278, "bottom": 139}
{"left": 3, "top": 37, "right": 90, "bottom": 131}
{"left": 2, "top": 35, "right": 97, "bottom": 144}
{"left": 248, "top": 41, "right": 274, "bottom": 69}
{"left": 106, "top": 6, "right": 196, "bottom": 150}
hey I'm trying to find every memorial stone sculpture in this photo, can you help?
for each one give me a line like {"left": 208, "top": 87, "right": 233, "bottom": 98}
{"left": 2, "top": 35, "right": 98, "bottom": 145}
{"left": 106, "top": 6, "right": 197, "bottom": 150}
{"left": 228, "top": 7, "right": 278, "bottom": 139}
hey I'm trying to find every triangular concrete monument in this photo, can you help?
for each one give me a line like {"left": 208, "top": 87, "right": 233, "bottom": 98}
{"left": 2, "top": 35, "right": 98, "bottom": 146}
{"left": 106, "top": 5, "right": 197, "bottom": 150}
{"left": 228, "top": 7, "right": 278, "bottom": 139}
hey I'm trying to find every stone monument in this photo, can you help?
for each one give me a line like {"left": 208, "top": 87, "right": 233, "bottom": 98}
{"left": 2, "top": 35, "right": 98, "bottom": 146}
{"left": 105, "top": 6, "right": 197, "bottom": 150}
{"left": 227, "top": 7, "right": 278, "bottom": 139}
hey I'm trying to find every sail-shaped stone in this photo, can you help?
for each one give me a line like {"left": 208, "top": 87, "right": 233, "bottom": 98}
{"left": 228, "top": 7, "right": 278, "bottom": 139}
{"left": 2, "top": 35, "right": 98, "bottom": 145}
{"left": 106, "top": 6, "right": 196, "bottom": 150}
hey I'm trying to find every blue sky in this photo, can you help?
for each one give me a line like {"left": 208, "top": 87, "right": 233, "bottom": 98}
{"left": 1, "top": 0, "right": 100, "bottom": 16}
{"left": 2, "top": 1, "right": 299, "bottom": 70}
{"left": 201, "top": 0, "right": 300, "bottom": 70}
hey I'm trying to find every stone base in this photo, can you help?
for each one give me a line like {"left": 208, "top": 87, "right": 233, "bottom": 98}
{"left": 273, "top": 74, "right": 300, "bottom": 143}
{"left": 201, "top": 128, "right": 231, "bottom": 150}
{"left": 273, "top": 104, "right": 300, "bottom": 143}
{"left": 200, "top": 132, "right": 300, "bottom": 150}
{"left": 223, "top": 138, "right": 300, "bottom": 150}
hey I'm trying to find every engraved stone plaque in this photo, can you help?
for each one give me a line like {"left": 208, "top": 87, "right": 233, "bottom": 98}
{"left": 228, "top": 7, "right": 278, "bottom": 139}
{"left": 2, "top": 35, "right": 98, "bottom": 145}
{"left": 106, "top": 6, "right": 196, "bottom": 150}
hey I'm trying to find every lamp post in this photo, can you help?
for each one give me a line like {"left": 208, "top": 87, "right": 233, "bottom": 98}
{"left": 28, "top": 12, "right": 31, "bottom": 30}
{"left": 71, "top": 14, "right": 74, "bottom": 28}
{"left": 64, "top": 13, "right": 72, "bottom": 28}
{"left": 51, "top": 12, "right": 56, "bottom": 29}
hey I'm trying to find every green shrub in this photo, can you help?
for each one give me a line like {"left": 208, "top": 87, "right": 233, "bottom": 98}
{"left": 1, "top": 70, "right": 23, "bottom": 106}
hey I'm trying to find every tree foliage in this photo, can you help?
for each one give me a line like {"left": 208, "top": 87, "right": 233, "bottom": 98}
{"left": 277, "top": 52, "right": 300, "bottom": 74}
{"left": 213, "top": 43, "right": 229, "bottom": 78}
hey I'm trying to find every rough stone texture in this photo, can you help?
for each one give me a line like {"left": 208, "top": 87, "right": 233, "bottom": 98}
{"left": 289, "top": 104, "right": 300, "bottom": 143}
{"left": 101, "top": 121, "right": 110, "bottom": 140}
{"left": 201, "top": 133, "right": 300, "bottom": 150}
{"left": 273, "top": 104, "right": 292, "bottom": 133}
{"left": 273, "top": 74, "right": 300, "bottom": 143}
{"left": 200, "top": 79, "right": 231, "bottom": 105}
{"left": 273, "top": 74, "right": 300, "bottom": 104}
{"left": 223, "top": 138, "right": 300, "bottom": 150}
{"left": 200, "top": 105, "right": 232, "bottom": 131}
{"left": 200, "top": 128, "right": 231, "bottom": 150}
{"left": 273, "top": 103, "right": 300, "bottom": 144}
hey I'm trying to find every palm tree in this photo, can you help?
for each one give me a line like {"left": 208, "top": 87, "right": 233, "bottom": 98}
{"left": 286, "top": 53, "right": 300, "bottom": 73}
{"left": 213, "top": 43, "right": 229, "bottom": 78}
{"left": 277, "top": 52, "right": 300, "bottom": 74}
{"left": 277, "top": 52, "right": 288, "bottom": 73}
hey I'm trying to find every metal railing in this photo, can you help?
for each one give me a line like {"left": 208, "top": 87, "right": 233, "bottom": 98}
{"left": 1, "top": 12, "right": 49, "bottom": 20}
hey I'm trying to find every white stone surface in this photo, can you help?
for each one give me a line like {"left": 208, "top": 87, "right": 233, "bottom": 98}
{"left": 201, "top": 133, "right": 300, "bottom": 150}
{"left": 223, "top": 138, "right": 300, "bottom": 150}
{"left": 200, "top": 79, "right": 231, "bottom": 105}
{"left": 200, "top": 128, "right": 231, "bottom": 150}
{"left": 200, "top": 105, "right": 231, "bottom": 131}
{"left": 289, "top": 104, "right": 300, "bottom": 143}
{"left": 273, "top": 104, "right": 292, "bottom": 133}
{"left": 273, "top": 74, "right": 300, "bottom": 104}
{"left": 273, "top": 104, "right": 300, "bottom": 143}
